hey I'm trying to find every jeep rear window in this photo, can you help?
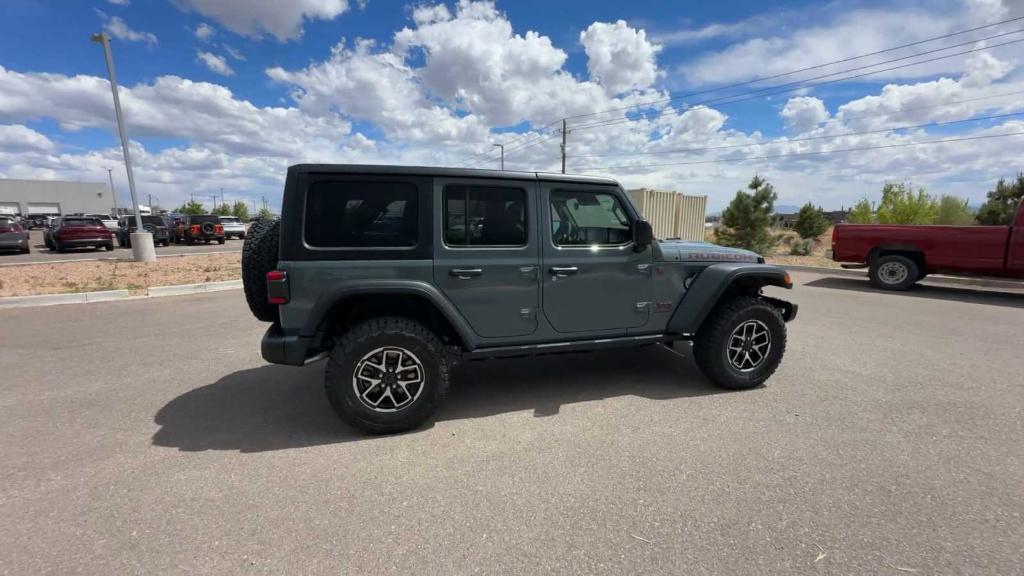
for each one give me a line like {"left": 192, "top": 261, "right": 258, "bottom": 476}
{"left": 304, "top": 181, "right": 418, "bottom": 248}
{"left": 189, "top": 215, "right": 219, "bottom": 224}
{"left": 444, "top": 185, "right": 526, "bottom": 247}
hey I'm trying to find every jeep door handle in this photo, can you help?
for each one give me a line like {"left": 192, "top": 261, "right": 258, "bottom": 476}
{"left": 550, "top": 266, "right": 579, "bottom": 277}
{"left": 450, "top": 268, "right": 483, "bottom": 279}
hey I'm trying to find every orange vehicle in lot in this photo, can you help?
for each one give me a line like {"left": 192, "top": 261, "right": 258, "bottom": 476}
{"left": 830, "top": 201, "right": 1024, "bottom": 290}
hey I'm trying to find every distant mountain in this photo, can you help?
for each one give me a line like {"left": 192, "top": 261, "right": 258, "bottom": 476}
{"left": 773, "top": 205, "right": 800, "bottom": 215}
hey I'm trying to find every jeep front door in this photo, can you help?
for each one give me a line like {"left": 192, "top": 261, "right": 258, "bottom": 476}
{"left": 433, "top": 179, "right": 539, "bottom": 338}
{"left": 541, "top": 185, "right": 652, "bottom": 333}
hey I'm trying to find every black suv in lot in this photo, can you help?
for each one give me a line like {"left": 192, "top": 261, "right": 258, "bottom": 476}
{"left": 176, "top": 214, "right": 225, "bottom": 245}
{"left": 117, "top": 215, "right": 171, "bottom": 247}
{"left": 242, "top": 165, "right": 797, "bottom": 434}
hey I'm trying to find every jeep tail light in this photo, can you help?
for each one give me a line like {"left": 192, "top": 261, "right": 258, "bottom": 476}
{"left": 215, "top": 224, "right": 224, "bottom": 233}
{"left": 191, "top": 224, "right": 201, "bottom": 234}
{"left": 266, "top": 270, "right": 289, "bottom": 305}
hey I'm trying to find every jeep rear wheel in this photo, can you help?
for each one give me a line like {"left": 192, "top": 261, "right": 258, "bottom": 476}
{"left": 241, "top": 218, "right": 280, "bottom": 322}
{"left": 693, "top": 296, "right": 786, "bottom": 390}
{"left": 325, "top": 317, "right": 450, "bottom": 435}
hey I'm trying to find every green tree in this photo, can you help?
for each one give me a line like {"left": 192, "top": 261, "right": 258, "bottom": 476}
{"left": 848, "top": 198, "right": 874, "bottom": 224}
{"left": 716, "top": 175, "right": 779, "bottom": 254}
{"left": 975, "top": 173, "right": 1024, "bottom": 225}
{"left": 794, "top": 202, "right": 830, "bottom": 239}
{"left": 177, "top": 200, "right": 206, "bottom": 215}
{"left": 231, "top": 200, "right": 250, "bottom": 222}
{"left": 876, "top": 182, "right": 938, "bottom": 224}
{"left": 212, "top": 202, "right": 232, "bottom": 216}
{"left": 256, "top": 207, "right": 275, "bottom": 220}
{"left": 934, "top": 195, "right": 975, "bottom": 225}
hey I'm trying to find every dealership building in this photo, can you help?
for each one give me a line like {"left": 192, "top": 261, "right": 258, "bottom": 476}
{"left": 0, "top": 178, "right": 114, "bottom": 216}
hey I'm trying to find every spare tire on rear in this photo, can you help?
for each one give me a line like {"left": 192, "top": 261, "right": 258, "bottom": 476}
{"left": 242, "top": 218, "right": 281, "bottom": 322}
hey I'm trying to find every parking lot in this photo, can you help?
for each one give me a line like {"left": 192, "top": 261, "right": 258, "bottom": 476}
{"left": 0, "top": 230, "right": 243, "bottom": 265}
{"left": 1, "top": 270, "right": 1022, "bottom": 575}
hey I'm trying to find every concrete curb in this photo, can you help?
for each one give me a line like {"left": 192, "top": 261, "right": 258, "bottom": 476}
{"left": 147, "top": 280, "right": 242, "bottom": 297}
{"left": 0, "top": 280, "right": 242, "bottom": 310}
{"left": 0, "top": 289, "right": 131, "bottom": 309}
{"left": 776, "top": 263, "right": 1024, "bottom": 292}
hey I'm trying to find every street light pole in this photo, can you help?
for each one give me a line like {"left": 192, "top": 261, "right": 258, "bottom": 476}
{"left": 106, "top": 168, "right": 118, "bottom": 215}
{"left": 91, "top": 32, "right": 154, "bottom": 262}
{"left": 493, "top": 143, "right": 504, "bottom": 170}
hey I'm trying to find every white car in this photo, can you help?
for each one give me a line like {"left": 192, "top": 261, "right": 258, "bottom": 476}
{"left": 219, "top": 216, "right": 246, "bottom": 239}
{"left": 86, "top": 213, "right": 120, "bottom": 232}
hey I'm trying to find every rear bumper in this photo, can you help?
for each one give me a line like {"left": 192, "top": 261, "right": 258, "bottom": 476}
{"left": 0, "top": 237, "right": 28, "bottom": 249}
{"left": 261, "top": 323, "right": 315, "bottom": 366}
{"left": 58, "top": 237, "right": 111, "bottom": 247}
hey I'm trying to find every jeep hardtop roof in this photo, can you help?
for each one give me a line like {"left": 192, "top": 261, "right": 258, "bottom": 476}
{"left": 289, "top": 164, "right": 620, "bottom": 186}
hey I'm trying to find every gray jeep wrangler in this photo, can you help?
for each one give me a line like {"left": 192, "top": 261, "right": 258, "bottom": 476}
{"left": 243, "top": 165, "right": 797, "bottom": 434}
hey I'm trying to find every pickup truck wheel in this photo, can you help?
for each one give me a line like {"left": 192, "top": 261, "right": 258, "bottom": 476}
{"left": 241, "top": 218, "right": 280, "bottom": 322}
{"left": 325, "top": 317, "right": 450, "bottom": 435}
{"left": 869, "top": 255, "right": 919, "bottom": 291}
{"left": 693, "top": 296, "right": 786, "bottom": 390}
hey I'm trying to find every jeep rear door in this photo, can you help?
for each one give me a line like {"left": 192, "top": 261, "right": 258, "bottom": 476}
{"left": 540, "top": 183, "right": 652, "bottom": 333}
{"left": 432, "top": 178, "right": 540, "bottom": 338}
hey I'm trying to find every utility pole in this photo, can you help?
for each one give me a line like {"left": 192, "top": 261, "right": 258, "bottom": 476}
{"left": 560, "top": 119, "right": 568, "bottom": 174}
{"left": 91, "top": 31, "right": 155, "bottom": 262}
{"left": 148, "top": 194, "right": 152, "bottom": 212}
{"left": 220, "top": 187, "right": 225, "bottom": 207}
{"left": 493, "top": 143, "right": 504, "bottom": 170}
{"left": 211, "top": 195, "right": 218, "bottom": 213}
{"left": 106, "top": 168, "right": 118, "bottom": 215}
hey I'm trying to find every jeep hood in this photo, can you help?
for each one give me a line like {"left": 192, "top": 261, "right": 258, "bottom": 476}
{"left": 655, "top": 240, "right": 762, "bottom": 263}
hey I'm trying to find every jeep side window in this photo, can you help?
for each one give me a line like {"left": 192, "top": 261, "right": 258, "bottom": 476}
{"left": 443, "top": 185, "right": 526, "bottom": 247}
{"left": 305, "top": 181, "right": 418, "bottom": 248}
{"left": 550, "top": 190, "right": 631, "bottom": 246}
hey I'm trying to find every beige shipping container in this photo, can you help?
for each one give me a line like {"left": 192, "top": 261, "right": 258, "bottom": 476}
{"left": 627, "top": 188, "right": 708, "bottom": 241}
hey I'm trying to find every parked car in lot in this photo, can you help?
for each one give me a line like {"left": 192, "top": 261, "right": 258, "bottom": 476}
{"left": 42, "top": 217, "right": 61, "bottom": 250}
{"left": 0, "top": 216, "right": 30, "bottom": 253}
{"left": 219, "top": 216, "right": 246, "bottom": 239}
{"left": 85, "top": 213, "right": 120, "bottom": 233}
{"left": 831, "top": 200, "right": 1024, "bottom": 290}
{"left": 24, "top": 214, "right": 55, "bottom": 230}
{"left": 243, "top": 164, "right": 798, "bottom": 434}
{"left": 47, "top": 216, "right": 114, "bottom": 252}
{"left": 176, "top": 214, "right": 225, "bottom": 245}
{"left": 117, "top": 215, "right": 171, "bottom": 247}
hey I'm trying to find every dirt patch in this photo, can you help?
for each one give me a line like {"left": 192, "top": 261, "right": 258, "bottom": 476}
{"left": 0, "top": 253, "right": 241, "bottom": 297}
{"left": 765, "top": 227, "right": 840, "bottom": 269}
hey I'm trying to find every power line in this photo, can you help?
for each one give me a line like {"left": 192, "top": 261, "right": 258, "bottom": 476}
{"left": 562, "top": 15, "right": 1024, "bottom": 123}
{"left": 570, "top": 32, "right": 1024, "bottom": 132}
{"left": 460, "top": 16, "right": 1024, "bottom": 168}
{"left": 580, "top": 131, "right": 1024, "bottom": 171}
{"left": 569, "top": 110, "right": 1024, "bottom": 159}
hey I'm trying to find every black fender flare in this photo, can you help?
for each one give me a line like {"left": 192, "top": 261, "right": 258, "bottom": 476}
{"left": 667, "top": 263, "right": 792, "bottom": 335}
{"left": 301, "top": 279, "right": 479, "bottom": 350}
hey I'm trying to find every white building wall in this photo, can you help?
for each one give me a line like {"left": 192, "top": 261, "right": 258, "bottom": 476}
{"left": 0, "top": 179, "right": 112, "bottom": 216}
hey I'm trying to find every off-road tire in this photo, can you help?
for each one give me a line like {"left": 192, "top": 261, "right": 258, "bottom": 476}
{"left": 217, "top": 237, "right": 225, "bottom": 245}
{"left": 693, "top": 296, "right": 786, "bottom": 390}
{"left": 238, "top": 232, "right": 246, "bottom": 240}
{"left": 241, "top": 218, "right": 280, "bottom": 322}
{"left": 186, "top": 236, "right": 194, "bottom": 246}
{"left": 104, "top": 243, "right": 114, "bottom": 251}
{"left": 324, "top": 317, "right": 450, "bottom": 435}
{"left": 869, "top": 254, "right": 919, "bottom": 291}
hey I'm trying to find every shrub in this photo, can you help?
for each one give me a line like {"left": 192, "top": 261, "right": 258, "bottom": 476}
{"left": 716, "top": 175, "right": 780, "bottom": 255}
{"left": 794, "top": 202, "right": 830, "bottom": 239}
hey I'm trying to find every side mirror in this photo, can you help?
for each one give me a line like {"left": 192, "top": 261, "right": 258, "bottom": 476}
{"left": 633, "top": 220, "right": 653, "bottom": 252}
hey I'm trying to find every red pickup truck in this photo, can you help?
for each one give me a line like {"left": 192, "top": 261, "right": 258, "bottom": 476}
{"left": 830, "top": 201, "right": 1024, "bottom": 290}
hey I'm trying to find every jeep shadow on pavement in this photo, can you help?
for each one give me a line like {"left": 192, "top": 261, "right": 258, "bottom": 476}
{"left": 241, "top": 164, "right": 798, "bottom": 435}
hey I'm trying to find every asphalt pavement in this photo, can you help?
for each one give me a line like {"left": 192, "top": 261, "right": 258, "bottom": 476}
{"left": 1, "top": 271, "right": 1022, "bottom": 575}
{"left": 0, "top": 230, "right": 242, "bottom": 265}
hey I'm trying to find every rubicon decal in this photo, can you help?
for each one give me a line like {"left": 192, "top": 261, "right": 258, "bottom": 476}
{"left": 685, "top": 252, "right": 758, "bottom": 262}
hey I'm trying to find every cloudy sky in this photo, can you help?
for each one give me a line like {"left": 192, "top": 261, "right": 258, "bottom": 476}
{"left": 1, "top": 0, "right": 1023, "bottom": 212}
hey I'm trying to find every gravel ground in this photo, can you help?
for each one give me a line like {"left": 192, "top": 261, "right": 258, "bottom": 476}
{"left": 0, "top": 252, "right": 240, "bottom": 296}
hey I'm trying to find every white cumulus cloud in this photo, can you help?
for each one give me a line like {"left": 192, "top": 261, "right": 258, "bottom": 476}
{"left": 580, "top": 20, "right": 663, "bottom": 95}
{"left": 96, "top": 11, "right": 158, "bottom": 46}
{"left": 781, "top": 97, "right": 830, "bottom": 133}
{"left": 195, "top": 23, "right": 216, "bottom": 41}
{"left": 173, "top": 0, "right": 351, "bottom": 41}
{"left": 0, "top": 124, "right": 55, "bottom": 153}
{"left": 197, "top": 51, "right": 234, "bottom": 76}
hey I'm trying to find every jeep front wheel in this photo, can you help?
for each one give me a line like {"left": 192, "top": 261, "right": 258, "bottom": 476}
{"left": 324, "top": 317, "right": 450, "bottom": 434}
{"left": 693, "top": 296, "right": 786, "bottom": 390}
